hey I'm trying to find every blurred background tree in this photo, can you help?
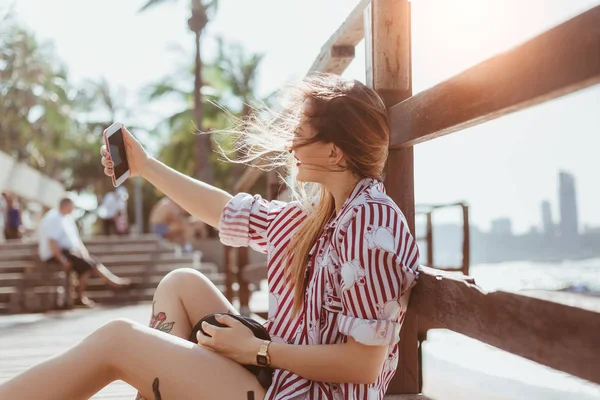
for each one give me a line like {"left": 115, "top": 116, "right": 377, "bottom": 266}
{"left": 0, "top": 13, "right": 75, "bottom": 178}
{"left": 147, "top": 36, "right": 268, "bottom": 190}
{"left": 0, "top": 6, "right": 269, "bottom": 233}
{"left": 140, "top": 0, "right": 219, "bottom": 184}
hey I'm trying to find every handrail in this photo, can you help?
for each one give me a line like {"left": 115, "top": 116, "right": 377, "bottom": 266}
{"left": 416, "top": 202, "right": 470, "bottom": 276}
{"left": 308, "top": 0, "right": 371, "bottom": 74}
{"left": 412, "top": 266, "right": 600, "bottom": 384}
{"left": 226, "top": 0, "right": 600, "bottom": 394}
{"left": 389, "top": 5, "right": 600, "bottom": 148}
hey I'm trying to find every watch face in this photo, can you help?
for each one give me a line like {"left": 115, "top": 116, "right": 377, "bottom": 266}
{"left": 257, "top": 355, "right": 268, "bottom": 366}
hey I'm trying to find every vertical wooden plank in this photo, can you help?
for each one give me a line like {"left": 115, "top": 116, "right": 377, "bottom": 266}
{"left": 266, "top": 170, "right": 278, "bottom": 201}
{"left": 462, "top": 204, "right": 471, "bottom": 276}
{"left": 426, "top": 212, "right": 434, "bottom": 267}
{"left": 386, "top": 149, "right": 419, "bottom": 395}
{"left": 224, "top": 246, "right": 235, "bottom": 302}
{"left": 365, "top": 0, "right": 418, "bottom": 394}
{"left": 366, "top": 0, "right": 412, "bottom": 104}
{"left": 364, "top": 3, "right": 374, "bottom": 88}
{"left": 237, "top": 246, "right": 251, "bottom": 315}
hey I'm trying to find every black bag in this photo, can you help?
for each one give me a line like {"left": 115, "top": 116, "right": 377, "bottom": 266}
{"left": 189, "top": 313, "right": 274, "bottom": 390}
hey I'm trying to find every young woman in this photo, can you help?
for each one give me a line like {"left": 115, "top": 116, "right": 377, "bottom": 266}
{"left": 0, "top": 73, "right": 419, "bottom": 400}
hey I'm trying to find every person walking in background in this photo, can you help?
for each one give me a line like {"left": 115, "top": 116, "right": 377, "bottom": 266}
{"left": 3, "top": 192, "right": 22, "bottom": 240}
{"left": 38, "top": 197, "right": 133, "bottom": 307}
{"left": 97, "top": 189, "right": 120, "bottom": 235}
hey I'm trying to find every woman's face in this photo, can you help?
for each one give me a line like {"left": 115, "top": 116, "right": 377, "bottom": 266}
{"left": 291, "top": 121, "right": 334, "bottom": 184}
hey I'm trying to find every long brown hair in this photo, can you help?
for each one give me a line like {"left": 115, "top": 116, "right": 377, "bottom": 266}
{"left": 218, "top": 73, "right": 390, "bottom": 315}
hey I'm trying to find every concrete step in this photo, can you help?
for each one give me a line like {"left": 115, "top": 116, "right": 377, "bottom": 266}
{"left": 0, "top": 262, "right": 218, "bottom": 281}
{"left": 84, "top": 272, "right": 225, "bottom": 291}
{"left": 0, "top": 272, "right": 67, "bottom": 287}
{"left": 0, "top": 262, "right": 225, "bottom": 310}
{"left": 0, "top": 287, "right": 18, "bottom": 296}
{"left": 86, "top": 284, "right": 227, "bottom": 304}
{"left": 0, "top": 268, "right": 222, "bottom": 289}
{"left": 0, "top": 234, "right": 162, "bottom": 249}
{"left": 0, "top": 253, "right": 202, "bottom": 271}
{"left": 105, "top": 262, "right": 219, "bottom": 276}
{"left": 81, "top": 234, "right": 164, "bottom": 245}
{"left": 0, "top": 246, "right": 177, "bottom": 262}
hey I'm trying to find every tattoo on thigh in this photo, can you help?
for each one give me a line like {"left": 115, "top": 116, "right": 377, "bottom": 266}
{"left": 149, "top": 302, "right": 175, "bottom": 333}
{"left": 153, "top": 378, "right": 162, "bottom": 400}
{"left": 135, "top": 378, "right": 162, "bottom": 400}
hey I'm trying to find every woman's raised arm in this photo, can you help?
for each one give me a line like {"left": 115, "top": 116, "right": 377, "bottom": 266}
{"left": 101, "top": 126, "right": 232, "bottom": 228}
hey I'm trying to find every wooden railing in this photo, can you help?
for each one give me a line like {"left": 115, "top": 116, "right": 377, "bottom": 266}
{"left": 416, "top": 203, "right": 470, "bottom": 275}
{"left": 228, "top": 0, "right": 600, "bottom": 395}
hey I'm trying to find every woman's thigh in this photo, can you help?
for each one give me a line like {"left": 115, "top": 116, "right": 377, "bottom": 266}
{"left": 151, "top": 268, "right": 237, "bottom": 339}
{"left": 107, "top": 318, "right": 265, "bottom": 400}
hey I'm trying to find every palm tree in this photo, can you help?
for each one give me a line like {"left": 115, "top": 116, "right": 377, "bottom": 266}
{"left": 145, "top": 61, "right": 230, "bottom": 181}
{"left": 214, "top": 37, "right": 265, "bottom": 118}
{"left": 70, "top": 77, "right": 142, "bottom": 191}
{"left": 0, "top": 15, "right": 75, "bottom": 177}
{"left": 212, "top": 38, "right": 270, "bottom": 190}
{"left": 140, "top": 0, "right": 219, "bottom": 184}
{"left": 146, "top": 38, "right": 268, "bottom": 190}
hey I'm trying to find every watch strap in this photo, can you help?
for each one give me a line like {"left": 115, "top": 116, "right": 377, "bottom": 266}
{"left": 257, "top": 340, "right": 272, "bottom": 366}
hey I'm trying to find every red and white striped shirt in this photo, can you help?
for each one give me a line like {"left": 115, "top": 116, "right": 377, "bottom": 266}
{"left": 219, "top": 178, "right": 420, "bottom": 400}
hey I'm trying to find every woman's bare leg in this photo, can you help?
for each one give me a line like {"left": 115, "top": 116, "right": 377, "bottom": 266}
{"left": 136, "top": 268, "right": 238, "bottom": 398}
{"left": 0, "top": 321, "right": 116, "bottom": 400}
{"left": 0, "top": 318, "right": 266, "bottom": 400}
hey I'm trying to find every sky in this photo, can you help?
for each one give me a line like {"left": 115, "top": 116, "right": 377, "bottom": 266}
{"left": 6, "top": 0, "right": 600, "bottom": 233}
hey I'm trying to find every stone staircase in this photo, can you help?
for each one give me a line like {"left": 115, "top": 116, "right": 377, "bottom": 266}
{"left": 0, "top": 234, "right": 224, "bottom": 314}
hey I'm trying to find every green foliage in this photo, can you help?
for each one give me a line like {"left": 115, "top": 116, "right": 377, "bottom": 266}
{"left": 147, "top": 38, "right": 268, "bottom": 191}
{"left": 0, "top": 8, "right": 268, "bottom": 199}
{"left": 0, "top": 15, "right": 134, "bottom": 192}
{"left": 0, "top": 15, "right": 85, "bottom": 184}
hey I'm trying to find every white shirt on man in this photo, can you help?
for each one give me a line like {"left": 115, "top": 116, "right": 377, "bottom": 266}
{"left": 38, "top": 209, "right": 82, "bottom": 261}
{"left": 98, "top": 191, "right": 119, "bottom": 219}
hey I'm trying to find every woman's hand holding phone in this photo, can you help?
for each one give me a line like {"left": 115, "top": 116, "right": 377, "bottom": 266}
{"left": 101, "top": 125, "right": 149, "bottom": 179}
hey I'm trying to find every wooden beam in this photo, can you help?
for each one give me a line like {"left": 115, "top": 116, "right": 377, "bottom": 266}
{"left": 365, "top": 0, "right": 417, "bottom": 394}
{"left": 411, "top": 266, "right": 600, "bottom": 384}
{"left": 232, "top": 166, "right": 264, "bottom": 193}
{"left": 232, "top": 1, "right": 373, "bottom": 193}
{"left": 389, "top": 5, "right": 600, "bottom": 148}
{"left": 308, "top": 0, "right": 370, "bottom": 74}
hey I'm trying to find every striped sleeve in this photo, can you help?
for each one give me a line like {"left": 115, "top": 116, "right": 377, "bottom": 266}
{"left": 336, "top": 203, "right": 419, "bottom": 346}
{"left": 218, "top": 193, "right": 288, "bottom": 254}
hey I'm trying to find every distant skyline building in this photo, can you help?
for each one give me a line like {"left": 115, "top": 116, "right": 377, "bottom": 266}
{"left": 558, "top": 171, "right": 579, "bottom": 239}
{"left": 491, "top": 218, "right": 512, "bottom": 235}
{"left": 541, "top": 200, "right": 554, "bottom": 236}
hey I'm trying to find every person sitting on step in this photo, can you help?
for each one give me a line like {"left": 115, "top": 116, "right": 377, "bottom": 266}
{"left": 37, "top": 197, "right": 132, "bottom": 307}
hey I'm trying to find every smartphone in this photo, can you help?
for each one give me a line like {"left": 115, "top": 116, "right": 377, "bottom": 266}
{"left": 103, "top": 122, "right": 130, "bottom": 187}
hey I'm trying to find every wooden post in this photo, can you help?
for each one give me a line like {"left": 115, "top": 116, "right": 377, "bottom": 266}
{"left": 462, "top": 204, "right": 471, "bottom": 276}
{"left": 426, "top": 213, "right": 434, "bottom": 267}
{"left": 224, "top": 246, "right": 235, "bottom": 302}
{"left": 237, "top": 246, "right": 251, "bottom": 315}
{"left": 365, "top": 0, "right": 419, "bottom": 394}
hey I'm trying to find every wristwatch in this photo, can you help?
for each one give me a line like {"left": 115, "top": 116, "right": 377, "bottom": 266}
{"left": 256, "top": 340, "right": 272, "bottom": 367}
